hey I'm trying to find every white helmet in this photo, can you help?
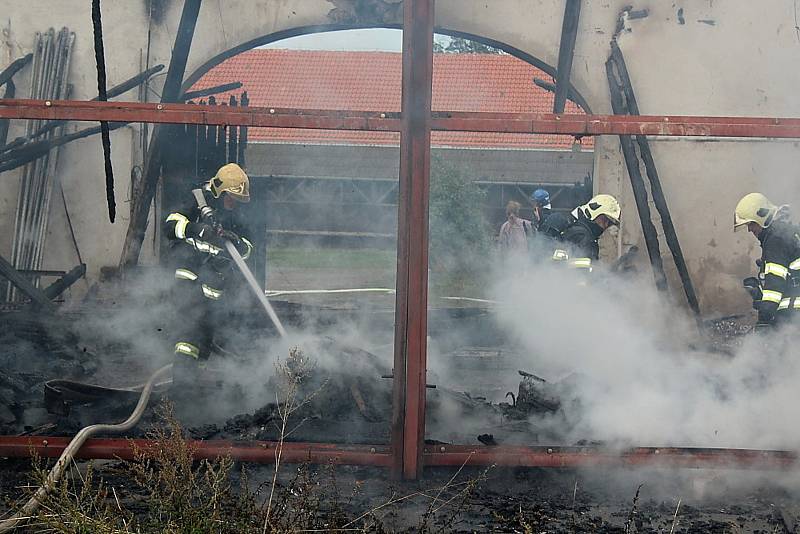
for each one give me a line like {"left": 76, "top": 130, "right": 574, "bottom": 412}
{"left": 734, "top": 192, "right": 779, "bottom": 231}
{"left": 578, "top": 194, "right": 621, "bottom": 225}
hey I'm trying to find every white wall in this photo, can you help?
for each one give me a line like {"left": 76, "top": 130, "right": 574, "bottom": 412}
{"left": 1, "top": 0, "right": 798, "bottom": 314}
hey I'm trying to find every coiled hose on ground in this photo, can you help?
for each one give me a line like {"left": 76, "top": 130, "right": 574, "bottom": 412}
{"left": 0, "top": 364, "right": 172, "bottom": 533}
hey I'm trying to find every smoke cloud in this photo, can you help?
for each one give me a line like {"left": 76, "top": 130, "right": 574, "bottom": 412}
{"left": 489, "top": 253, "right": 800, "bottom": 450}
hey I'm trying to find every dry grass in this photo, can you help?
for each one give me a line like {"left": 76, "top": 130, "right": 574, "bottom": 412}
{"left": 4, "top": 347, "right": 486, "bottom": 533}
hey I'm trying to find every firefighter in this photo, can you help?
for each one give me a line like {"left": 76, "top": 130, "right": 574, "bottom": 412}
{"left": 164, "top": 163, "right": 254, "bottom": 384}
{"left": 542, "top": 193, "right": 621, "bottom": 272}
{"left": 734, "top": 192, "right": 800, "bottom": 328}
{"left": 530, "top": 188, "right": 552, "bottom": 231}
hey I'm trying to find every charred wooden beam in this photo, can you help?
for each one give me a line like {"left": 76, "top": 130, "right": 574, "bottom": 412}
{"left": 91, "top": 0, "right": 117, "bottom": 222}
{"left": 17, "top": 269, "right": 67, "bottom": 277}
{"left": 0, "top": 80, "right": 15, "bottom": 147}
{"left": 533, "top": 77, "right": 592, "bottom": 113}
{"left": 610, "top": 41, "right": 701, "bottom": 316}
{"left": 606, "top": 58, "right": 668, "bottom": 292}
{"left": 0, "top": 252, "right": 56, "bottom": 311}
{"left": 102, "top": 64, "right": 165, "bottom": 100}
{"left": 42, "top": 263, "right": 86, "bottom": 300}
{"left": 0, "top": 64, "right": 164, "bottom": 155}
{"left": 120, "top": 0, "right": 203, "bottom": 269}
{"left": 0, "top": 121, "right": 127, "bottom": 174}
{"left": 182, "top": 81, "right": 242, "bottom": 101}
{"left": 238, "top": 91, "right": 248, "bottom": 167}
{"left": 0, "top": 54, "right": 32, "bottom": 89}
{"left": 553, "top": 0, "right": 582, "bottom": 114}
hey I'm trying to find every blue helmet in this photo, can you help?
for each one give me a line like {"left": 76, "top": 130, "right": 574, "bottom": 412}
{"left": 532, "top": 188, "right": 550, "bottom": 205}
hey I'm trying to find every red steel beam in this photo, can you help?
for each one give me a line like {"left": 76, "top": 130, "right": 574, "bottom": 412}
{"left": 0, "top": 99, "right": 400, "bottom": 131}
{"left": 3, "top": 99, "right": 800, "bottom": 137}
{"left": 0, "top": 436, "right": 794, "bottom": 471}
{"left": 391, "top": 0, "right": 435, "bottom": 481}
{"left": 423, "top": 445, "right": 798, "bottom": 470}
{"left": 0, "top": 436, "right": 392, "bottom": 466}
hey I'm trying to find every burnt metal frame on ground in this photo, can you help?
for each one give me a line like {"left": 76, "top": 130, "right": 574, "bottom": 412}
{"left": 2, "top": 0, "right": 800, "bottom": 479}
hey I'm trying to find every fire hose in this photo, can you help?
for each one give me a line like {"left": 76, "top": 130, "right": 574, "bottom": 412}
{"left": 191, "top": 189, "right": 287, "bottom": 338}
{"left": 0, "top": 364, "right": 172, "bottom": 533}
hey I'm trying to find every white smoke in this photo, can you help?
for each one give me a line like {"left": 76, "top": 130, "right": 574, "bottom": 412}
{"left": 490, "top": 257, "right": 800, "bottom": 450}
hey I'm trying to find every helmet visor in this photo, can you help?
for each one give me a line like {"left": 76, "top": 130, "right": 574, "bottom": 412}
{"left": 734, "top": 213, "right": 751, "bottom": 231}
{"left": 225, "top": 182, "right": 250, "bottom": 202}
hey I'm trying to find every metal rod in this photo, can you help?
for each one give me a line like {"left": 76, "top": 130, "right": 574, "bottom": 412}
{"left": 553, "top": 0, "right": 582, "bottom": 114}
{"left": 20, "top": 31, "right": 54, "bottom": 278}
{"left": 10, "top": 31, "right": 51, "bottom": 301}
{"left": 610, "top": 42, "right": 701, "bottom": 317}
{"left": 21, "top": 29, "right": 59, "bottom": 287}
{"left": 7, "top": 34, "right": 42, "bottom": 302}
{"left": 33, "top": 31, "right": 74, "bottom": 276}
{"left": 607, "top": 57, "right": 668, "bottom": 291}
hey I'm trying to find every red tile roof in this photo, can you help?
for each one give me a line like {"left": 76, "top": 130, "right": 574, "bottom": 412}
{"left": 191, "top": 49, "right": 592, "bottom": 150}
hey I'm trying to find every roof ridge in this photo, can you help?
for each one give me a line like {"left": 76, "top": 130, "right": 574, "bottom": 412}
{"left": 192, "top": 48, "right": 593, "bottom": 150}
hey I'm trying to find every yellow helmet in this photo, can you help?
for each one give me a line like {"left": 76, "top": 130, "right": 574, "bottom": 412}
{"left": 734, "top": 192, "right": 777, "bottom": 231}
{"left": 580, "top": 194, "right": 621, "bottom": 225}
{"left": 209, "top": 163, "right": 250, "bottom": 203}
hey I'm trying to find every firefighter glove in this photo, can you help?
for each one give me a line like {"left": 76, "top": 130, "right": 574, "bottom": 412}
{"left": 743, "top": 277, "right": 762, "bottom": 302}
{"left": 217, "top": 227, "right": 241, "bottom": 245}
{"left": 196, "top": 223, "right": 216, "bottom": 240}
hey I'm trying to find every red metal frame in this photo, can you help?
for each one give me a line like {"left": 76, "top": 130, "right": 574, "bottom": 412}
{"left": 424, "top": 444, "right": 798, "bottom": 469}
{"left": 2, "top": 0, "right": 800, "bottom": 479}
{"left": 0, "top": 436, "right": 794, "bottom": 471}
{"left": 4, "top": 99, "right": 800, "bottom": 137}
{"left": 391, "top": 0, "right": 434, "bottom": 480}
{"left": 0, "top": 437, "right": 391, "bottom": 466}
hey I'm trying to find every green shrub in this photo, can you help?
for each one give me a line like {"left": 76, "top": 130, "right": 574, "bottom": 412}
{"left": 428, "top": 155, "right": 492, "bottom": 297}
{"left": 428, "top": 155, "right": 491, "bottom": 275}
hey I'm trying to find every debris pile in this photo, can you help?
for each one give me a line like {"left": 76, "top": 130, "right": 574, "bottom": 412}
{"left": 0, "top": 312, "right": 97, "bottom": 435}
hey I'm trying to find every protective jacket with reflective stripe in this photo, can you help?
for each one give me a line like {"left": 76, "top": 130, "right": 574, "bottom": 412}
{"left": 542, "top": 210, "right": 603, "bottom": 272}
{"left": 560, "top": 214, "right": 603, "bottom": 261}
{"left": 756, "top": 219, "right": 800, "bottom": 323}
{"left": 163, "top": 187, "right": 253, "bottom": 296}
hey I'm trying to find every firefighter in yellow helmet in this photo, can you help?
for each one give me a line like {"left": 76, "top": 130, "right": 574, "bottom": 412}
{"left": 540, "top": 193, "right": 621, "bottom": 272}
{"left": 734, "top": 192, "right": 800, "bottom": 328}
{"left": 164, "top": 163, "right": 254, "bottom": 385}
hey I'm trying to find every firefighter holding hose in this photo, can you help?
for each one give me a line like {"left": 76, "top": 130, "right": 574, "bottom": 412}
{"left": 735, "top": 192, "right": 800, "bottom": 330}
{"left": 163, "top": 163, "right": 254, "bottom": 386}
